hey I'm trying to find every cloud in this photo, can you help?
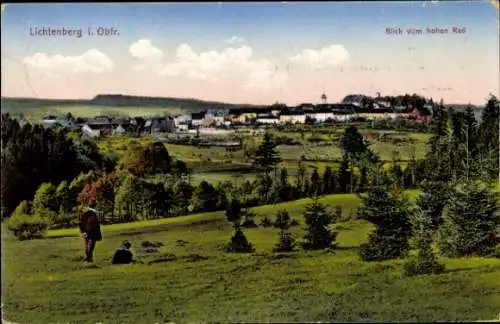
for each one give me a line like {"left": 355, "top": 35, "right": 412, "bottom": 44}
{"left": 22, "top": 49, "right": 114, "bottom": 76}
{"left": 288, "top": 44, "right": 350, "bottom": 69}
{"left": 159, "top": 43, "right": 287, "bottom": 91}
{"left": 242, "top": 68, "right": 288, "bottom": 92}
{"left": 225, "top": 36, "right": 245, "bottom": 44}
{"left": 129, "top": 39, "right": 164, "bottom": 61}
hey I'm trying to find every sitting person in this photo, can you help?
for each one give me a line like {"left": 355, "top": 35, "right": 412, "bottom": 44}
{"left": 112, "top": 240, "right": 134, "bottom": 264}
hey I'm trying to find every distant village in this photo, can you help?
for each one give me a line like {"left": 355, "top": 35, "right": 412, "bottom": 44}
{"left": 38, "top": 94, "right": 435, "bottom": 139}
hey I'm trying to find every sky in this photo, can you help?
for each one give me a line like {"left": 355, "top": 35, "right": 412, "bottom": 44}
{"left": 1, "top": 2, "right": 499, "bottom": 105}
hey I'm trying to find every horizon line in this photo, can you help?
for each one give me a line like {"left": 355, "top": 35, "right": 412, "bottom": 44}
{"left": 1, "top": 93, "right": 492, "bottom": 107}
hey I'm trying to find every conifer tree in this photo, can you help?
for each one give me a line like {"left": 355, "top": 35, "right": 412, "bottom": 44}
{"left": 272, "top": 209, "right": 296, "bottom": 252}
{"left": 254, "top": 132, "right": 282, "bottom": 173}
{"left": 322, "top": 166, "right": 336, "bottom": 194}
{"left": 301, "top": 198, "right": 338, "bottom": 250}
{"left": 416, "top": 179, "right": 449, "bottom": 231}
{"left": 478, "top": 96, "right": 499, "bottom": 180}
{"left": 358, "top": 170, "right": 413, "bottom": 261}
{"left": 309, "top": 168, "right": 322, "bottom": 197}
{"left": 438, "top": 180, "right": 500, "bottom": 257}
{"left": 225, "top": 199, "right": 254, "bottom": 253}
{"left": 404, "top": 196, "right": 445, "bottom": 276}
{"left": 274, "top": 209, "right": 291, "bottom": 229}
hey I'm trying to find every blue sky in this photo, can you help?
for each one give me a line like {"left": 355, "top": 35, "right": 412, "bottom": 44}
{"left": 1, "top": 2, "right": 498, "bottom": 105}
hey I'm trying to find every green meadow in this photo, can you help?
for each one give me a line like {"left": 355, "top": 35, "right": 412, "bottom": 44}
{"left": 2, "top": 190, "right": 500, "bottom": 323}
{"left": 98, "top": 130, "right": 431, "bottom": 185}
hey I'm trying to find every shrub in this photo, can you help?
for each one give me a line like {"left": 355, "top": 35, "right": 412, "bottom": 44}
{"left": 273, "top": 230, "right": 297, "bottom": 253}
{"left": 7, "top": 212, "right": 49, "bottom": 241}
{"left": 260, "top": 215, "right": 273, "bottom": 227}
{"left": 486, "top": 245, "right": 500, "bottom": 258}
{"left": 289, "top": 218, "right": 300, "bottom": 227}
{"left": 226, "top": 228, "right": 255, "bottom": 253}
{"left": 49, "top": 208, "right": 78, "bottom": 230}
{"left": 273, "top": 210, "right": 291, "bottom": 229}
{"left": 404, "top": 255, "right": 445, "bottom": 276}
{"left": 359, "top": 234, "right": 409, "bottom": 261}
{"left": 307, "top": 135, "right": 324, "bottom": 144}
{"left": 241, "top": 211, "right": 258, "bottom": 228}
{"left": 242, "top": 217, "right": 258, "bottom": 228}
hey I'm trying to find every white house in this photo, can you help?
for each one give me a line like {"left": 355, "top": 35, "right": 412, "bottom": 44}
{"left": 174, "top": 115, "right": 191, "bottom": 126}
{"left": 329, "top": 113, "right": 356, "bottom": 122}
{"left": 176, "top": 124, "right": 189, "bottom": 132}
{"left": 112, "top": 125, "right": 127, "bottom": 135}
{"left": 203, "top": 115, "right": 226, "bottom": 126}
{"left": 306, "top": 112, "right": 335, "bottom": 123}
{"left": 82, "top": 124, "right": 101, "bottom": 138}
{"left": 257, "top": 117, "right": 279, "bottom": 124}
{"left": 191, "top": 119, "right": 204, "bottom": 127}
{"left": 375, "top": 100, "right": 392, "bottom": 108}
{"left": 188, "top": 128, "right": 235, "bottom": 135}
{"left": 279, "top": 114, "right": 307, "bottom": 124}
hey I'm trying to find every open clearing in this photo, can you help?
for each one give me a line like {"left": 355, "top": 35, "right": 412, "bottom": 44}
{"left": 2, "top": 190, "right": 500, "bottom": 323}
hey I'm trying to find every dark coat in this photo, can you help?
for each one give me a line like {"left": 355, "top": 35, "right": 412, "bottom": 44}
{"left": 112, "top": 249, "right": 133, "bottom": 264}
{"left": 79, "top": 211, "right": 102, "bottom": 241}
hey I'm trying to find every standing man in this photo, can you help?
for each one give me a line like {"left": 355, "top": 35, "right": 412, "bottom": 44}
{"left": 79, "top": 207, "right": 102, "bottom": 265}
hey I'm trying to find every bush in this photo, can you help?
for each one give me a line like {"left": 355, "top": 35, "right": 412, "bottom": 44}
{"left": 359, "top": 233, "right": 410, "bottom": 261}
{"left": 273, "top": 210, "right": 291, "bottom": 229}
{"left": 307, "top": 135, "right": 324, "bottom": 144}
{"left": 260, "top": 215, "right": 273, "bottom": 227}
{"left": 7, "top": 213, "right": 49, "bottom": 241}
{"left": 241, "top": 211, "right": 258, "bottom": 228}
{"left": 486, "top": 245, "right": 500, "bottom": 258}
{"left": 226, "top": 228, "right": 255, "bottom": 253}
{"left": 289, "top": 218, "right": 300, "bottom": 227}
{"left": 49, "top": 208, "right": 78, "bottom": 230}
{"left": 403, "top": 255, "right": 445, "bottom": 276}
{"left": 241, "top": 217, "right": 258, "bottom": 228}
{"left": 273, "top": 230, "right": 297, "bottom": 253}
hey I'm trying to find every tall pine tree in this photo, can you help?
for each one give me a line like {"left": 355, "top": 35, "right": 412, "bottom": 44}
{"left": 438, "top": 180, "right": 500, "bottom": 257}
{"left": 358, "top": 170, "right": 413, "bottom": 261}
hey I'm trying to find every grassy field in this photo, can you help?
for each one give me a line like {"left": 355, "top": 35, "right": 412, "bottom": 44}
{"left": 97, "top": 130, "right": 430, "bottom": 185}
{"left": 3, "top": 190, "right": 500, "bottom": 323}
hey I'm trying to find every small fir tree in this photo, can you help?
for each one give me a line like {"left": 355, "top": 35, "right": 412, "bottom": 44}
{"left": 301, "top": 198, "right": 338, "bottom": 250}
{"left": 225, "top": 199, "right": 254, "bottom": 253}
{"left": 404, "top": 202, "right": 445, "bottom": 276}
{"left": 358, "top": 170, "right": 413, "bottom": 261}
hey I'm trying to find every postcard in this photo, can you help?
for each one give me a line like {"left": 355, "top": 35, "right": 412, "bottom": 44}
{"left": 1, "top": 2, "right": 499, "bottom": 323}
